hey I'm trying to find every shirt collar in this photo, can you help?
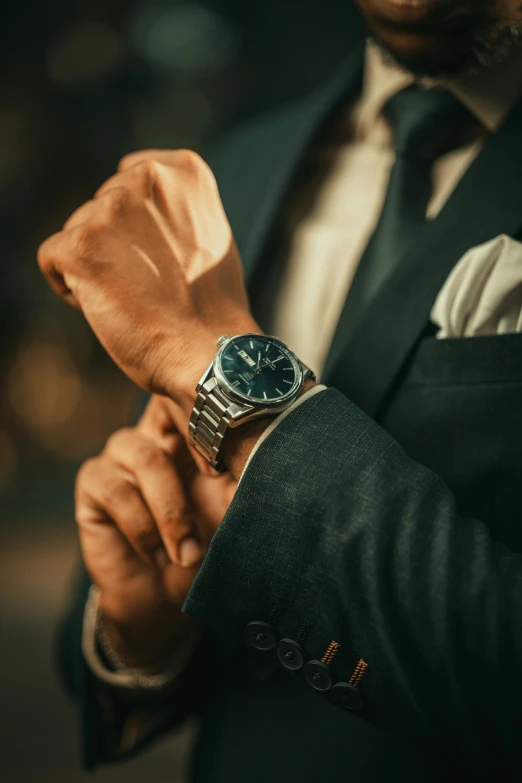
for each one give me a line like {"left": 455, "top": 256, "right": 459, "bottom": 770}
{"left": 356, "top": 40, "right": 522, "bottom": 138}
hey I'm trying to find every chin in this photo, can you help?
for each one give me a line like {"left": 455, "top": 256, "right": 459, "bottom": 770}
{"left": 357, "top": 0, "right": 522, "bottom": 78}
{"left": 372, "top": 27, "right": 481, "bottom": 77}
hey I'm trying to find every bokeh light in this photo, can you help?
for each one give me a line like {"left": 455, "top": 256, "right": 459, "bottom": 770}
{"left": 46, "top": 21, "right": 124, "bottom": 87}
{"left": 130, "top": 1, "right": 240, "bottom": 75}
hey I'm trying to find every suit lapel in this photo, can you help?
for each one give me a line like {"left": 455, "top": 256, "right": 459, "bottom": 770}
{"left": 322, "top": 97, "right": 522, "bottom": 417}
{"left": 213, "top": 35, "right": 366, "bottom": 288}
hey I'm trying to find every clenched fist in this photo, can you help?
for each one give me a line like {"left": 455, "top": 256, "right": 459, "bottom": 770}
{"left": 38, "top": 149, "right": 260, "bottom": 416}
{"left": 76, "top": 394, "right": 237, "bottom": 668}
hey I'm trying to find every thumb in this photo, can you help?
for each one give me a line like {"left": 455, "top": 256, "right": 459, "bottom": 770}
{"left": 139, "top": 394, "right": 220, "bottom": 478}
{"left": 138, "top": 394, "right": 215, "bottom": 481}
{"left": 138, "top": 395, "right": 182, "bottom": 449}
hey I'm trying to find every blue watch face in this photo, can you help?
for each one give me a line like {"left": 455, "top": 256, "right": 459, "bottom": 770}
{"left": 216, "top": 335, "right": 301, "bottom": 404}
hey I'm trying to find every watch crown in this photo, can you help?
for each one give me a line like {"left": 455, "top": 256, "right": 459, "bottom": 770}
{"left": 217, "top": 334, "right": 230, "bottom": 347}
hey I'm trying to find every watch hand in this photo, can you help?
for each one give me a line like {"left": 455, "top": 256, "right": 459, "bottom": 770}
{"left": 255, "top": 355, "right": 271, "bottom": 375}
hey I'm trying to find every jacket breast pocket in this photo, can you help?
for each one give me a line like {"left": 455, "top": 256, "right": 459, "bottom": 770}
{"left": 380, "top": 334, "right": 522, "bottom": 550}
{"left": 403, "top": 333, "right": 522, "bottom": 388}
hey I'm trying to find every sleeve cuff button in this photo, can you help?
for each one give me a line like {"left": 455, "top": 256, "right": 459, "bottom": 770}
{"left": 276, "top": 638, "right": 304, "bottom": 671}
{"left": 303, "top": 660, "right": 332, "bottom": 691}
{"left": 244, "top": 621, "right": 276, "bottom": 651}
{"left": 329, "top": 682, "right": 363, "bottom": 711}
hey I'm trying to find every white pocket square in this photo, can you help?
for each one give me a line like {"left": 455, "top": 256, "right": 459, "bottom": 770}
{"left": 430, "top": 234, "right": 522, "bottom": 339}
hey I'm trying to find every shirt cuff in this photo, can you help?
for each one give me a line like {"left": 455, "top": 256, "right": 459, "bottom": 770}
{"left": 82, "top": 586, "right": 197, "bottom": 695}
{"left": 239, "top": 384, "right": 328, "bottom": 483}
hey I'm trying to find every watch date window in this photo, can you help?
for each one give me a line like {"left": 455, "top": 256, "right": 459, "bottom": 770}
{"left": 238, "top": 350, "right": 256, "bottom": 368}
{"left": 219, "top": 336, "right": 299, "bottom": 403}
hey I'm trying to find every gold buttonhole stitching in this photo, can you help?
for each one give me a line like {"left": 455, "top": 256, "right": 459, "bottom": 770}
{"left": 321, "top": 640, "right": 341, "bottom": 666}
{"left": 348, "top": 658, "right": 368, "bottom": 687}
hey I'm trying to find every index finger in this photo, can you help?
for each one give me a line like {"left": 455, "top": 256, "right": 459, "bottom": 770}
{"left": 105, "top": 429, "right": 202, "bottom": 568}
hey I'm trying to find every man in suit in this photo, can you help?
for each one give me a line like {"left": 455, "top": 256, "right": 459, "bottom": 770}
{"left": 39, "top": 0, "right": 522, "bottom": 780}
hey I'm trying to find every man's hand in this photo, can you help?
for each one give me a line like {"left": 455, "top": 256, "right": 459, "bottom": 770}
{"left": 37, "top": 149, "right": 260, "bottom": 418}
{"left": 76, "top": 394, "right": 237, "bottom": 669}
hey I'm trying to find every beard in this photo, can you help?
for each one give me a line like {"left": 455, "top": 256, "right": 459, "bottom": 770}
{"left": 371, "top": 2, "right": 522, "bottom": 79}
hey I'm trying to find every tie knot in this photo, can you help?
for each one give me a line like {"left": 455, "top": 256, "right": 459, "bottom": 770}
{"left": 385, "top": 85, "right": 475, "bottom": 162}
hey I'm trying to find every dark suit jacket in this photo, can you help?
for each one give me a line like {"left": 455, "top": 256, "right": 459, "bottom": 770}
{"left": 58, "top": 10, "right": 522, "bottom": 782}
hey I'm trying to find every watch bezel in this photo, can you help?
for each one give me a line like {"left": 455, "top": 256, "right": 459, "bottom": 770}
{"left": 213, "top": 333, "right": 303, "bottom": 408}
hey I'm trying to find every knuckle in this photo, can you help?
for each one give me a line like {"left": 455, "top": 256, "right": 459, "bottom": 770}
{"left": 101, "top": 476, "right": 131, "bottom": 507}
{"left": 37, "top": 233, "right": 66, "bottom": 274}
{"left": 118, "top": 153, "right": 134, "bottom": 170}
{"left": 134, "top": 158, "right": 162, "bottom": 183}
{"left": 132, "top": 520, "right": 159, "bottom": 551}
{"left": 118, "top": 150, "right": 143, "bottom": 171}
{"left": 102, "top": 186, "right": 130, "bottom": 219}
{"left": 74, "top": 506, "right": 91, "bottom": 526}
{"left": 161, "top": 505, "right": 190, "bottom": 530}
{"left": 135, "top": 439, "right": 162, "bottom": 468}
{"left": 175, "top": 148, "right": 204, "bottom": 171}
{"left": 176, "top": 149, "right": 204, "bottom": 168}
{"left": 71, "top": 222, "right": 104, "bottom": 256}
{"left": 104, "top": 426, "right": 134, "bottom": 453}
{"left": 125, "top": 159, "right": 167, "bottom": 199}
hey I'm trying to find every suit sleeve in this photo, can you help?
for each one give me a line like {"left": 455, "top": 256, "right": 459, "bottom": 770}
{"left": 183, "top": 387, "right": 522, "bottom": 750}
{"left": 57, "top": 562, "right": 219, "bottom": 770}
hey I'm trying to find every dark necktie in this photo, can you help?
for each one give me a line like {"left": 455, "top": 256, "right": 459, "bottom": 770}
{"left": 344, "top": 85, "right": 476, "bottom": 322}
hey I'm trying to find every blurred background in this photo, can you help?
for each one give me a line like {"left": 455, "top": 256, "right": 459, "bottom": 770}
{"left": 0, "top": 1, "right": 353, "bottom": 780}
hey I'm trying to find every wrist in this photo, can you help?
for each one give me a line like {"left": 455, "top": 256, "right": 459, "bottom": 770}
{"left": 161, "top": 321, "right": 316, "bottom": 479}
{"left": 164, "top": 317, "right": 263, "bottom": 420}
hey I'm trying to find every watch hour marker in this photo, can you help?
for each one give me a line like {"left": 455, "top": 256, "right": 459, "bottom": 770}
{"left": 247, "top": 389, "right": 252, "bottom": 396}
{"left": 275, "top": 388, "right": 283, "bottom": 396}
{"left": 283, "top": 379, "right": 292, "bottom": 384}
{"left": 250, "top": 340, "right": 254, "bottom": 349}
{"left": 265, "top": 344, "right": 269, "bottom": 351}
{"left": 283, "top": 367, "right": 293, "bottom": 371}
{"left": 231, "top": 380, "right": 240, "bottom": 388}
{"left": 224, "top": 369, "right": 233, "bottom": 373}
{"left": 263, "top": 392, "right": 267, "bottom": 400}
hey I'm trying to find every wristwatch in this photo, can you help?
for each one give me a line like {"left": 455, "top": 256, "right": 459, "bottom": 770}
{"left": 189, "top": 333, "right": 315, "bottom": 472}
